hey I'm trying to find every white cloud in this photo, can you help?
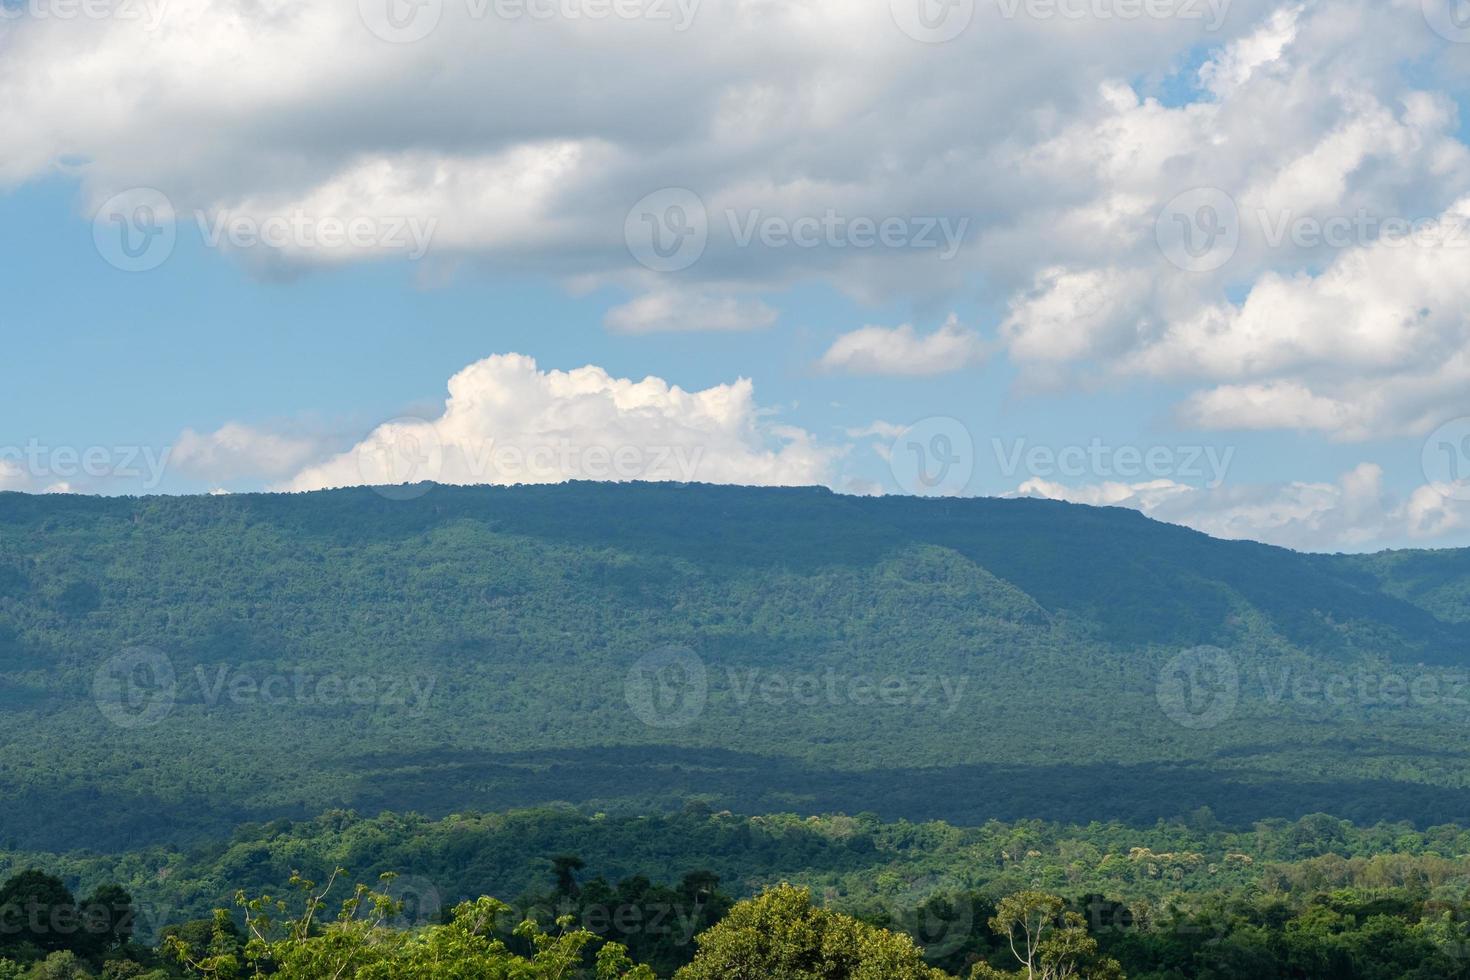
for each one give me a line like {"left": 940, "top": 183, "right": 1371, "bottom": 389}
{"left": 281, "top": 353, "right": 839, "bottom": 491}
{"left": 0, "top": 459, "right": 80, "bottom": 494}
{"left": 843, "top": 421, "right": 906, "bottom": 440}
{"left": 603, "top": 284, "right": 778, "bottom": 333}
{"left": 0, "top": 0, "right": 1291, "bottom": 302}
{"left": 1012, "top": 463, "right": 1470, "bottom": 552}
{"left": 0, "top": 460, "right": 33, "bottom": 492}
{"left": 987, "top": 3, "right": 1470, "bottom": 439}
{"left": 6, "top": 0, "right": 1470, "bottom": 507}
{"left": 817, "top": 314, "right": 984, "bottom": 376}
{"left": 172, "top": 423, "right": 334, "bottom": 483}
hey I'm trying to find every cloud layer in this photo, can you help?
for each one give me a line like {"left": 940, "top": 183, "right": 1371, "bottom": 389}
{"left": 12, "top": 0, "right": 1464, "bottom": 436}
{"left": 1012, "top": 464, "right": 1470, "bottom": 552}
{"left": 817, "top": 314, "right": 984, "bottom": 376}
{"left": 281, "top": 353, "right": 837, "bottom": 491}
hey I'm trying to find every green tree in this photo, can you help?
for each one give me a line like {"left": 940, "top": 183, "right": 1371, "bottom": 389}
{"left": 76, "top": 885, "right": 133, "bottom": 958}
{"left": 675, "top": 884, "right": 951, "bottom": 980}
{"left": 970, "top": 891, "right": 1123, "bottom": 980}
{"left": 0, "top": 870, "right": 77, "bottom": 956}
{"left": 166, "top": 869, "right": 655, "bottom": 979}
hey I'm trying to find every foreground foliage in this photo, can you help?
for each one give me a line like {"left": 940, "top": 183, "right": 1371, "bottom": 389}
{"left": 7, "top": 805, "right": 1470, "bottom": 977}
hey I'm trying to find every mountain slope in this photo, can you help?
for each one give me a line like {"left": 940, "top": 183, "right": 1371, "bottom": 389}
{"left": 1, "top": 483, "right": 1467, "bottom": 851}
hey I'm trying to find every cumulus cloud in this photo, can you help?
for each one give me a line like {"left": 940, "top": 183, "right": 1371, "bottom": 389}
{"left": 816, "top": 314, "right": 984, "bottom": 376}
{"left": 281, "top": 353, "right": 838, "bottom": 491}
{"left": 1012, "top": 463, "right": 1470, "bottom": 552}
{"left": 992, "top": 3, "right": 1470, "bottom": 440}
{"left": 0, "top": 460, "right": 34, "bottom": 492}
{"left": 8, "top": 0, "right": 1470, "bottom": 521}
{"left": 0, "top": 0, "right": 1287, "bottom": 302}
{"left": 11, "top": 0, "right": 1464, "bottom": 401}
{"left": 172, "top": 423, "right": 335, "bottom": 483}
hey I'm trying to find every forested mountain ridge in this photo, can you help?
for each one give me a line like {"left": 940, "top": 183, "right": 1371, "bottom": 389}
{"left": 2, "top": 483, "right": 1468, "bottom": 852}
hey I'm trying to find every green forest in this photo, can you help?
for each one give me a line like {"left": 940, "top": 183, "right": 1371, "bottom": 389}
{"left": 2, "top": 485, "right": 1469, "bottom": 851}
{"left": 3, "top": 483, "right": 1470, "bottom": 976}
{"left": 5, "top": 805, "right": 1470, "bottom": 978}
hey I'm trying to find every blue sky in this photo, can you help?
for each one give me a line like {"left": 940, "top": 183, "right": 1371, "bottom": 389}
{"left": 4, "top": 0, "right": 1470, "bottom": 552}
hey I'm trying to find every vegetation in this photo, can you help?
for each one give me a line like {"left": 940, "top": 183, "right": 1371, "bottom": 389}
{"left": 4, "top": 484, "right": 1470, "bottom": 974}
{"left": 4, "top": 806, "right": 1470, "bottom": 976}
{"left": 3, "top": 485, "right": 1470, "bottom": 853}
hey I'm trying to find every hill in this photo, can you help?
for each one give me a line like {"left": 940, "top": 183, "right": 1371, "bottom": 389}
{"left": 1, "top": 483, "right": 1468, "bottom": 852}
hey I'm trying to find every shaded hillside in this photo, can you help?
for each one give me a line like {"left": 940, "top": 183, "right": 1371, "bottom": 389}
{"left": 0, "top": 483, "right": 1467, "bottom": 851}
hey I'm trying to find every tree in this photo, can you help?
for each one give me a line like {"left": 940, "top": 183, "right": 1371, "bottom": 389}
{"left": 970, "top": 891, "right": 1123, "bottom": 980}
{"left": 78, "top": 884, "right": 134, "bottom": 957}
{"left": 0, "top": 870, "right": 77, "bottom": 955}
{"left": 552, "top": 855, "right": 587, "bottom": 897}
{"left": 165, "top": 869, "right": 656, "bottom": 979}
{"left": 675, "top": 884, "right": 951, "bottom": 980}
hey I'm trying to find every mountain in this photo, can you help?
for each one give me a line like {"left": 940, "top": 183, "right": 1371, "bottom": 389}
{"left": 1, "top": 482, "right": 1468, "bottom": 852}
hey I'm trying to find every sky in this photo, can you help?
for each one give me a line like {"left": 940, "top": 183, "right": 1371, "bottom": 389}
{"left": 3, "top": 0, "right": 1470, "bottom": 552}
